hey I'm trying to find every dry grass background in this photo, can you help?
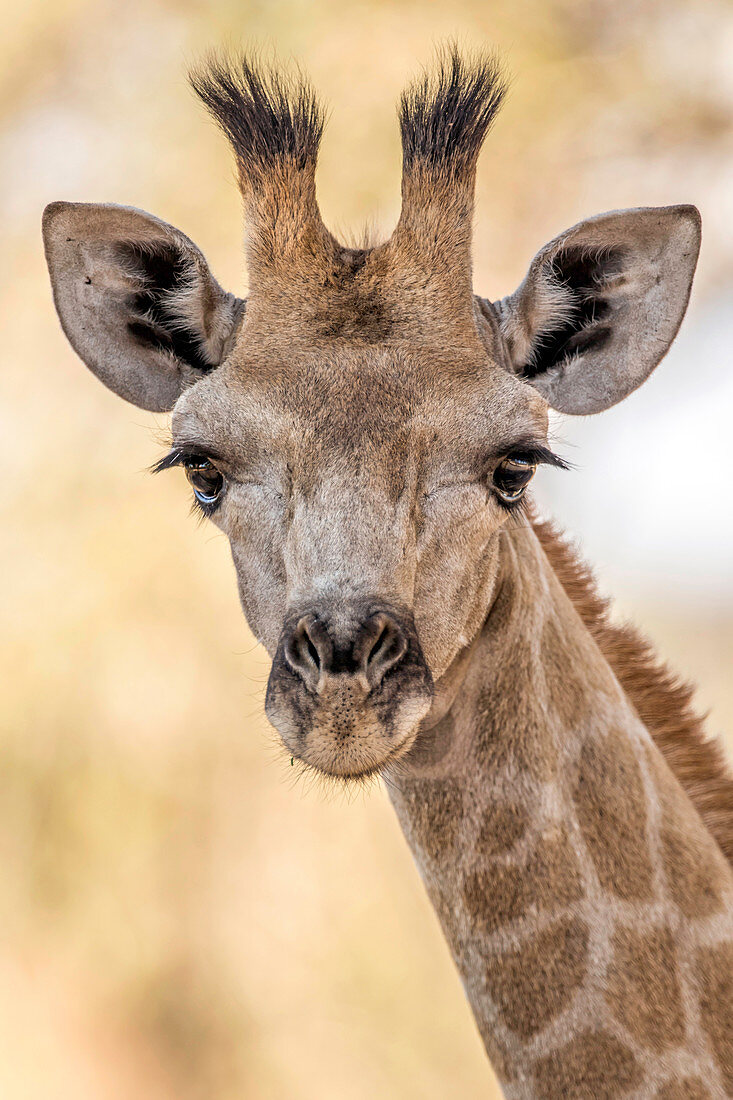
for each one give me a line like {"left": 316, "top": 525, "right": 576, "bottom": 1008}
{"left": 1, "top": 1, "right": 732, "bottom": 1097}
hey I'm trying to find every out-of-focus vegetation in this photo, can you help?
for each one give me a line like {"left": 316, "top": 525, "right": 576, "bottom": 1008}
{"left": 1, "top": 1, "right": 732, "bottom": 1097}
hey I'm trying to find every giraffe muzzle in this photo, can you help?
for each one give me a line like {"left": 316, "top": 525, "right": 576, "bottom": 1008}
{"left": 265, "top": 601, "right": 434, "bottom": 778}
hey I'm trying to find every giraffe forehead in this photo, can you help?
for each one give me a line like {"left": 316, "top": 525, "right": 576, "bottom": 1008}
{"left": 174, "top": 343, "right": 546, "bottom": 468}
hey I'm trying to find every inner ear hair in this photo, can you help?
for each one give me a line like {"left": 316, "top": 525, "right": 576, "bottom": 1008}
{"left": 489, "top": 205, "right": 701, "bottom": 415}
{"left": 115, "top": 240, "right": 217, "bottom": 374}
{"left": 520, "top": 245, "right": 627, "bottom": 379}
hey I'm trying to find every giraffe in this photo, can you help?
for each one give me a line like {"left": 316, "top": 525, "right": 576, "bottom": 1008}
{"left": 42, "top": 48, "right": 733, "bottom": 1098}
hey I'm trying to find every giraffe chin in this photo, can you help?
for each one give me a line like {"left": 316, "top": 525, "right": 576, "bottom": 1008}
{"left": 265, "top": 674, "right": 433, "bottom": 781}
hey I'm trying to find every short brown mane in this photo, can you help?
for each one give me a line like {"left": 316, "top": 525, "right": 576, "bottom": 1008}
{"left": 532, "top": 513, "right": 733, "bottom": 867}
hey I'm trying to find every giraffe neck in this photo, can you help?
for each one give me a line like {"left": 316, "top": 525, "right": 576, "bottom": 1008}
{"left": 387, "top": 523, "right": 733, "bottom": 1099}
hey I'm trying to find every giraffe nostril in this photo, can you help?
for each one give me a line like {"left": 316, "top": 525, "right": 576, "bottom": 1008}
{"left": 305, "top": 632, "right": 321, "bottom": 670}
{"left": 367, "top": 625, "right": 390, "bottom": 666}
{"left": 360, "top": 613, "right": 408, "bottom": 689}
{"left": 284, "top": 615, "right": 332, "bottom": 692}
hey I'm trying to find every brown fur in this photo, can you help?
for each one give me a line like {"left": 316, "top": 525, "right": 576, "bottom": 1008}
{"left": 605, "top": 924, "right": 686, "bottom": 1051}
{"left": 572, "top": 727, "right": 655, "bottom": 899}
{"left": 532, "top": 511, "right": 733, "bottom": 867}
{"left": 531, "top": 1031, "right": 642, "bottom": 1099}
{"left": 695, "top": 942, "right": 733, "bottom": 1095}
{"left": 656, "top": 1082, "right": 712, "bottom": 1100}
{"left": 462, "top": 829, "right": 584, "bottom": 936}
{"left": 486, "top": 916, "right": 589, "bottom": 1040}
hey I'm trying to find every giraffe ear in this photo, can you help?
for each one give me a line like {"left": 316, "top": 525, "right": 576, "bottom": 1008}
{"left": 491, "top": 205, "right": 701, "bottom": 415}
{"left": 42, "top": 202, "right": 245, "bottom": 412}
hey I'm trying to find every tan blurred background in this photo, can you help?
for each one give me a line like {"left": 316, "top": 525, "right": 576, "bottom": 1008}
{"left": 1, "top": 1, "right": 732, "bottom": 1097}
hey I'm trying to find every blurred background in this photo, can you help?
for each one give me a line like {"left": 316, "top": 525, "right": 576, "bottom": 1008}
{"left": 1, "top": 1, "right": 732, "bottom": 1096}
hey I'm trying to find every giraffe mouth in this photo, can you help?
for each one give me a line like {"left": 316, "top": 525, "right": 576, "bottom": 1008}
{"left": 285, "top": 714, "right": 429, "bottom": 783}
{"left": 265, "top": 667, "right": 434, "bottom": 780}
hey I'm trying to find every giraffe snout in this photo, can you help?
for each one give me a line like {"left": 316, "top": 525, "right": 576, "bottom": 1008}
{"left": 265, "top": 601, "right": 433, "bottom": 778}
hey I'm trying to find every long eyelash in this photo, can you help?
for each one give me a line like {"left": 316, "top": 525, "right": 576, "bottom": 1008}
{"left": 189, "top": 495, "right": 213, "bottom": 523}
{"left": 504, "top": 443, "right": 572, "bottom": 471}
{"left": 151, "top": 448, "right": 185, "bottom": 474}
{"left": 151, "top": 445, "right": 220, "bottom": 474}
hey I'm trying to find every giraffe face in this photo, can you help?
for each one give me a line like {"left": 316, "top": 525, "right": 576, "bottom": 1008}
{"left": 168, "top": 334, "right": 550, "bottom": 779}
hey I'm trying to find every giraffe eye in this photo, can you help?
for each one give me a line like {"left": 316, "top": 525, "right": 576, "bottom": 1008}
{"left": 184, "top": 456, "right": 224, "bottom": 509}
{"left": 493, "top": 455, "right": 536, "bottom": 505}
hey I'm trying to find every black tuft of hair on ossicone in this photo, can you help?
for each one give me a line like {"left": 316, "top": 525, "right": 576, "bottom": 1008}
{"left": 189, "top": 52, "right": 326, "bottom": 180}
{"left": 399, "top": 45, "right": 508, "bottom": 176}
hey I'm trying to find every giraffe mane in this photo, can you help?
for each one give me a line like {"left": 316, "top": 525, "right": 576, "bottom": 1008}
{"left": 532, "top": 511, "right": 733, "bottom": 868}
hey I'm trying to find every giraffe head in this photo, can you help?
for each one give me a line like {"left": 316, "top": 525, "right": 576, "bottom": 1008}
{"left": 42, "top": 48, "right": 700, "bottom": 779}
